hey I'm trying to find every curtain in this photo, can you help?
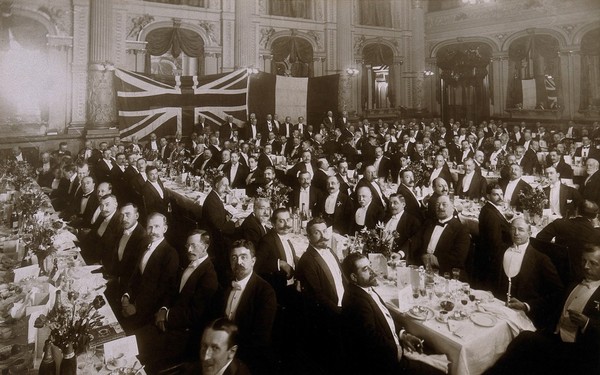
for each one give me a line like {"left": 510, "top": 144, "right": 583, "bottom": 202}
{"left": 271, "top": 36, "right": 313, "bottom": 77}
{"left": 0, "top": 14, "right": 47, "bottom": 51}
{"left": 506, "top": 35, "right": 559, "bottom": 109}
{"left": 359, "top": 0, "right": 392, "bottom": 28}
{"left": 269, "top": 0, "right": 310, "bottom": 19}
{"left": 144, "top": 26, "right": 204, "bottom": 74}
{"left": 580, "top": 28, "right": 600, "bottom": 111}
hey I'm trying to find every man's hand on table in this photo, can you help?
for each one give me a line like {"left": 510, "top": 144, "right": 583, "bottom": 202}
{"left": 121, "top": 296, "right": 137, "bottom": 317}
{"left": 155, "top": 309, "right": 167, "bottom": 332}
{"left": 400, "top": 332, "right": 424, "bottom": 354}
{"left": 421, "top": 254, "right": 439, "bottom": 269}
{"left": 507, "top": 297, "right": 528, "bottom": 312}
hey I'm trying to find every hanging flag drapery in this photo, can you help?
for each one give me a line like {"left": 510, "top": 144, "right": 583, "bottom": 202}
{"left": 114, "top": 68, "right": 249, "bottom": 140}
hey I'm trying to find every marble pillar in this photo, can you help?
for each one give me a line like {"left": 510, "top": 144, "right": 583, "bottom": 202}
{"left": 411, "top": 0, "right": 426, "bottom": 111}
{"left": 87, "top": 0, "right": 116, "bottom": 129}
{"left": 336, "top": 0, "right": 354, "bottom": 112}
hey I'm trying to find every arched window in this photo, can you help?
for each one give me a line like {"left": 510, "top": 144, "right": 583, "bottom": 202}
{"left": 271, "top": 36, "right": 314, "bottom": 77}
{"left": 0, "top": 11, "right": 49, "bottom": 125}
{"left": 437, "top": 42, "right": 492, "bottom": 123}
{"left": 144, "top": 25, "right": 205, "bottom": 76}
{"left": 269, "top": 0, "right": 311, "bottom": 19}
{"left": 580, "top": 28, "right": 600, "bottom": 112}
{"left": 361, "top": 43, "right": 395, "bottom": 109}
{"left": 507, "top": 34, "right": 560, "bottom": 110}
{"left": 358, "top": 0, "right": 392, "bottom": 28}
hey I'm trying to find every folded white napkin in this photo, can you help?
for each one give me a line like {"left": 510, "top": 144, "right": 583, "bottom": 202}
{"left": 404, "top": 351, "right": 450, "bottom": 373}
{"left": 479, "top": 302, "right": 536, "bottom": 336}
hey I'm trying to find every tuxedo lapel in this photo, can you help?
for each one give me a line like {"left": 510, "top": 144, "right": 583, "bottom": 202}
{"left": 309, "top": 247, "right": 336, "bottom": 294}
{"left": 274, "top": 234, "right": 286, "bottom": 261}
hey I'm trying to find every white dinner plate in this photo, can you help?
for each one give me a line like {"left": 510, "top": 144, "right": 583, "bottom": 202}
{"left": 470, "top": 312, "right": 497, "bottom": 327}
{"left": 471, "top": 290, "right": 494, "bottom": 303}
{"left": 407, "top": 306, "right": 434, "bottom": 321}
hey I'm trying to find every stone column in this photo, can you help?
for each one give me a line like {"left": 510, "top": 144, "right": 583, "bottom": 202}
{"left": 87, "top": 0, "right": 116, "bottom": 130}
{"left": 262, "top": 54, "right": 273, "bottom": 74}
{"left": 234, "top": 0, "right": 258, "bottom": 69}
{"left": 411, "top": 0, "right": 426, "bottom": 111}
{"left": 69, "top": 0, "right": 90, "bottom": 132}
{"left": 559, "top": 49, "right": 580, "bottom": 119}
{"left": 337, "top": 0, "right": 353, "bottom": 112}
{"left": 490, "top": 52, "right": 509, "bottom": 117}
{"left": 392, "top": 57, "right": 404, "bottom": 109}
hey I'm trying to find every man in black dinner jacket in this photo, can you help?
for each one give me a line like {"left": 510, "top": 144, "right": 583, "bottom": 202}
{"left": 341, "top": 252, "right": 445, "bottom": 375}
{"left": 121, "top": 213, "right": 179, "bottom": 332}
{"left": 240, "top": 197, "right": 271, "bottom": 249}
{"left": 485, "top": 244, "right": 600, "bottom": 375}
{"left": 138, "top": 230, "right": 219, "bottom": 371}
{"left": 321, "top": 176, "right": 354, "bottom": 235}
{"left": 220, "top": 240, "right": 277, "bottom": 375}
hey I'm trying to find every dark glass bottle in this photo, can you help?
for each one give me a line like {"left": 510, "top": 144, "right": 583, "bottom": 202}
{"left": 38, "top": 340, "right": 56, "bottom": 375}
{"left": 59, "top": 343, "right": 76, "bottom": 375}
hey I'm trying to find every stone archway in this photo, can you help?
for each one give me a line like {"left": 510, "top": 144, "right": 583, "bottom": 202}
{"left": 579, "top": 27, "right": 600, "bottom": 112}
{"left": 361, "top": 42, "right": 395, "bottom": 110}
{"left": 270, "top": 34, "right": 314, "bottom": 77}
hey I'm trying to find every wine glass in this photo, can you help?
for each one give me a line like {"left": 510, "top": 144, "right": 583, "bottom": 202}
{"left": 452, "top": 268, "right": 460, "bottom": 281}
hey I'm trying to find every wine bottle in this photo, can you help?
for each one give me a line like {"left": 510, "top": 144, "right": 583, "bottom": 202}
{"left": 38, "top": 340, "right": 56, "bottom": 375}
{"left": 10, "top": 209, "right": 18, "bottom": 230}
{"left": 300, "top": 203, "right": 308, "bottom": 230}
{"left": 59, "top": 343, "right": 76, "bottom": 375}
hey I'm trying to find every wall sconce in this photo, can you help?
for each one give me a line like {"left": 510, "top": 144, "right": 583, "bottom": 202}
{"left": 346, "top": 68, "right": 359, "bottom": 76}
{"left": 545, "top": 74, "right": 553, "bottom": 79}
{"left": 246, "top": 67, "right": 259, "bottom": 74}
{"left": 424, "top": 70, "right": 435, "bottom": 76}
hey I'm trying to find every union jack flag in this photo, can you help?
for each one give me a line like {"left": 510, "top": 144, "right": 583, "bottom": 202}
{"left": 114, "top": 69, "right": 249, "bottom": 140}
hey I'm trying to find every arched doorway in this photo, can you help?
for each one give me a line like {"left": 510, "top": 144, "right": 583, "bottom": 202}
{"left": 361, "top": 43, "right": 394, "bottom": 110}
{"left": 437, "top": 42, "right": 492, "bottom": 124}
{"left": 270, "top": 35, "right": 314, "bottom": 77}
{"left": 144, "top": 25, "right": 205, "bottom": 76}
{"left": 0, "top": 11, "right": 49, "bottom": 125}
{"left": 579, "top": 28, "right": 600, "bottom": 112}
{"left": 507, "top": 34, "right": 560, "bottom": 110}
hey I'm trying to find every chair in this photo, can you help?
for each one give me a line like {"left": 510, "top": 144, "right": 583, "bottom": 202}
{"left": 529, "top": 237, "right": 572, "bottom": 286}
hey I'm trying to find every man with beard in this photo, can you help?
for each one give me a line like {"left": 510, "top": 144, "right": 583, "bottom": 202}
{"left": 384, "top": 194, "right": 421, "bottom": 257}
{"left": 341, "top": 253, "right": 442, "bottom": 375}
{"left": 500, "top": 164, "right": 532, "bottom": 211}
{"left": 425, "top": 177, "right": 450, "bottom": 221}
{"left": 240, "top": 198, "right": 271, "bottom": 249}
{"left": 456, "top": 158, "right": 487, "bottom": 200}
{"left": 296, "top": 217, "right": 346, "bottom": 374}
{"left": 121, "top": 213, "right": 179, "bottom": 332}
{"left": 289, "top": 171, "right": 323, "bottom": 217}
{"left": 220, "top": 240, "right": 276, "bottom": 375}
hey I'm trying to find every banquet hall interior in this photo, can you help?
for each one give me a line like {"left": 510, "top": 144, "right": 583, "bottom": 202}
{"left": 1, "top": 0, "right": 600, "bottom": 374}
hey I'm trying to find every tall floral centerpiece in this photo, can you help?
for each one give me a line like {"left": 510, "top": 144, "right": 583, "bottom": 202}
{"left": 354, "top": 222, "right": 401, "bottom": 259}
{"left": 255, "top": 179, "right": 292, "bottom": 208}
{"left": 518, "top": 187, "right": 548, "bottom": 225}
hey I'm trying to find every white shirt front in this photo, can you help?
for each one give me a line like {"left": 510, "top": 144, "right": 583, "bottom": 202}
{"left": 429, "top": 167, "right": 442, "bottom": 185}
{"left": 558, "top": 280, "right": 600, "bottom": 342}
{"left": 226, "top": 271, "right": 253, "bottom": 320}
{"left": 315, "top": 248, "right": 344, "bottom": 306}
{"left": 325, "top": 191, "right": 339, "bottom": 215}
{"left": 299, "top": 188, "right": 310, "bottom": 211}
{"left": 503, "top": 178, "right": 520, "bottom": 204}
{"left": 384, "top": 212, "right": 403, "bottom": 233}
{"left": 150, "top": 140, "right": 158, "bottom": 151}
{"left": 229, "top": 163, "right": 239, "bottom": 183}
{"left": 426, "top": 218, "right": 451, "bottom": 254}
{"left": 277, "top": 234, "right": 296, "bottom": 286}
{"left": 140, "top": 238, "right": 164, "bottom": 274}
{"left": 370, "top": 181, "right": 386, "bottom": 207}
{"left": 355, "top": 204, "right": 369, "bottom": 226}
{"left": 304, "top": 163, "right": 314, "bottom": 178}
{"left": 97, "top": 210, "right": 116, "bottom": 237}
{"left": 363, "top": 286, "right": 400, "bottom": 346}
{"left": 462, "top": 171, "right": 475, "bottom": 193}
{"left": 150, "top": 181, "right": 164, "bottom": 199}
{"left": 80, "top": 193, "right": 92, "bottom": 215}
{"left": 117, "top": 222, "right": 138, "bottom": 261}
{"left": 104, "top": 159, "right": 113, "bottom": 170}
{"left": 502, "top": 241, "right": 528, "bottom": 279}
{"left": 549, "top": 182, "right": 561, "bottom": 216}
{"left": 490, "top": 150, "right": 502, "bottom": 166}
{"left": 180, "top": 255, "right": 208, "bottom": 292}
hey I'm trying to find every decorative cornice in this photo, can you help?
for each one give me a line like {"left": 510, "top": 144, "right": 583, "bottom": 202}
{"left": 127, "top": 14, "right": 155, "bottom": 40}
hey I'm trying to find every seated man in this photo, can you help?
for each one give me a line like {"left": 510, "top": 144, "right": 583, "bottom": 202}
{"left": 341, "top": 252, "right": 445, "bottom": 375}
{"left": 413, "top": 195, "right": 470, "bottom": 277}
{"left": 494, "top": 217, "right": 564, "bottom": 329}
{"left": 184, "top": 318, "right": 251, "bottom": 375}
{"left": 353, "top": 186, "right": 385, "bottom": 233}
{"left": 485, "top": 245, "right": 600, "bottom": 375}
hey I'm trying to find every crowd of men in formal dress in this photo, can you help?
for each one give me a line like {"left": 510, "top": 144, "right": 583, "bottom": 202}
{"left": 18, "top": 113, "right": 600, "bottom": 374}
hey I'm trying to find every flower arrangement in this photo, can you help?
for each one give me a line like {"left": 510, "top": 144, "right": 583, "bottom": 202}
{"left": 405, "top": 160, "right": 430, "bottom": 188}
{"left": 0, "top": 160, "right": 36, "bottom": 190}
{"left": 15, "top": 189, "right": 51, "bottom": 219}
{"left": 255, "top": 179, "right": 292, "bottom": 208}
{"left": 22, "top": 218, "right": 64, "bottom": 263}
{"left": 203, "top": 167, "right": 225, "bottom": 188}
{"left": 354, "top": 222, "right": 400, "bottom": 259}
{"left": 34, "top": 293, "right": 106, "bottom": 354}
{"left": 518, "top": 187, "right": 547, "bottom": 217}
{"left": 143, "top": 148, "right": 159, "bottom": 162}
